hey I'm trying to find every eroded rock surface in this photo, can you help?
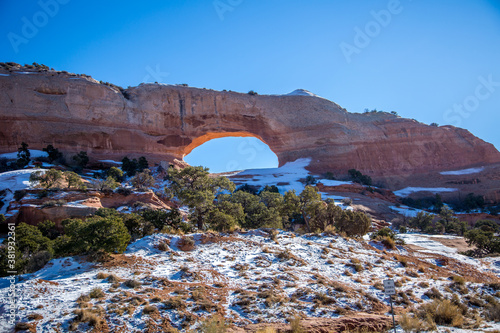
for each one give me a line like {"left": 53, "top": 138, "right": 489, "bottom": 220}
{"left": 1, "top": 67, "right": 499, "bottom": 182}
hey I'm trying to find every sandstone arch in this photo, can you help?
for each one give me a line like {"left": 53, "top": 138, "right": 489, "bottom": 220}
{"left": 1, "top": 68, "right": 500, "bottom": 190}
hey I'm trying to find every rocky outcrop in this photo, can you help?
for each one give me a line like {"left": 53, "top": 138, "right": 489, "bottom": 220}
{"left": 6, "top": 190, "right": 172, "bottom": 227}
{"left": 1, "top": 65, "right": 499, "bottom": 183}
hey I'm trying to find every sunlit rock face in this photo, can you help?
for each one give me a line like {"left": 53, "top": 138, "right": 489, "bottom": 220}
{"left": 1, "top": 68, "right": 499, "bottom": 183}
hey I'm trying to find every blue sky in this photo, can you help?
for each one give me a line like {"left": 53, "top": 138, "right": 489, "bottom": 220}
{"left": 1, "top": 0, "right": 499, "bottom": 173}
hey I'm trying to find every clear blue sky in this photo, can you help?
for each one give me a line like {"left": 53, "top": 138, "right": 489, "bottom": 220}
{"left": 1, "top": 0, "right": 499, "bottom": 173}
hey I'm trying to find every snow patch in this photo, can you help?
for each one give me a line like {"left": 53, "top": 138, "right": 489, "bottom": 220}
{"left": 319, "top": 179, "right": 352, "bottom": 187}
{"left": 283, "top": 89, "right": 320, "bottom": 97}
{"left": 0, "top": 169, "right": 46, "bottom": 215}
{"left": 440, "top": 167, "right": 484, "bottom": 175}
{"left": 98, "top": 159, "right": 123, "bottom": 165}
{"left": 0, "top": 149, "right": 48, "bottom": 160}
{"left": 393, "top": 187, "right": 457, "bottom": 197}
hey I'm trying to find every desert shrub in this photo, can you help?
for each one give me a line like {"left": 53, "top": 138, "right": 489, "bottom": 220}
{"left": 43, "top": 145, "right": 63, "bottom": 163}
{"left": 41, "top": 199, "right": 66, "bottom": 208}
{"left": 289, "top": 315, "right": 304, "bottom": 333}
{"left": 0, "top": 222, "right": 53, "bottom": 276}
{"left": 348, "top": 168, "right": 372, "bottom": 186}
{"left": 199, "top": 314, "right": 229, "bottom": 333}
{"left": 131, "top": 169, "right": 154, "bottom": 190}
{"left": 485, "top": 302, "right": 500, "bottom": 322}
{"left": 142, "top": 305, "right": 158, "bottom": 315}
{"left": 61, "top": 215, "right": 130, "bottom": 255}
{"left": 124, "top": 279, "right": 141, "bottom": 288}
{"left": 30, "top": 169, "right": 63, "bottom": 189}
{"left": 37, "top": 220, "right": 60, "bottom": 240}
{"left": 417, "top": 299, "right": 464, "bottom": 327}
{"left": 399, "top": 313, "right": 427, "bottom": 332}
{"left": 335, "top": 210, "right": 371, "bottom": 237}
{"left": 107, "top": 167, "right": 124, "bottom": 182}
{"left": 424, "top": 287, "right": 443, "bottom": 300}
{"left": 89, "top": 287, "right": 105, "bottom": 299}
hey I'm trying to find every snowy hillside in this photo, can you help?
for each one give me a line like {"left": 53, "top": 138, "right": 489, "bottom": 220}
{"left": 1, "top": 230, "right": 499, "bottom": 332}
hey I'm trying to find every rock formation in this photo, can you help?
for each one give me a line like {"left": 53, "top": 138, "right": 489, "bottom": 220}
{"left": 1, "top": 64, "right": 499, "bottom": 186}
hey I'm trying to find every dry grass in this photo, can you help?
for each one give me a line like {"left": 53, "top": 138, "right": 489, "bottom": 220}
{"left": 124, "top": 279, "right": 142, "bottom": 288}
{"left": 399, "top": 313, "right": 427, "bottom": 332}
{"left": 142, "top": 305, "right": 158, "bottom": 315}
{"left": 89, "top": 287, "right": 105, "bottom": 299}
{"left": 418, "top": 299, "right": 464, "bottom": 327}
{"left": 289, "top": 315, "right": 304, "bottom": 333}
{"left": 256, "top": 328, "right": 277, "bottom": 333}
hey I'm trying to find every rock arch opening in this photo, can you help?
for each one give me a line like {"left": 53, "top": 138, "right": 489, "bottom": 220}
{"left": 183, "top": 133, "right": 279, "bottom": 173}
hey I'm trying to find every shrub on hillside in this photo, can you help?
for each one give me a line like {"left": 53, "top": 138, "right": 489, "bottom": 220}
{"left": 335, "top": 210, "right": 371, "bottom": 237}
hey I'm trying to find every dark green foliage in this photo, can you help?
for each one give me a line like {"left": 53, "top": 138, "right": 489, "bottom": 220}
{"left": 64, "top": 171, "right": 86, "bottom": 189}
{"left": 323, "top": 172, "right": 336, "bottom": 180}
{"left": 348, "top": 169, "right": 372, "bottom": 186}
{"left": 463, "top": 193, "right": 485, "bottom": 212}
{"left": 409, "top": 212, "right": 434, "bottom": 231}
{"left": 0, "top": 222, "right": 53, "bottom": 276}
{"left": 430, "top": 122, "right": 439, "bottom": 127}
{"left": 474, "top": 219, "right": 499, "bottom": 233}
{"left": 371, "top": 227, "right": 397, "bottom": 240}
{"left": 43, "top": 145, "right": 63, "bottom": 163}
{"left": 259, "top": 185, "right": 280, "bottom": 194}
{"left": 248, "top": 90, "right": 258, "bottom": 95}
{"left": 17, "top": 142, "right": 30, "bottom": 168}
{"left": 335, "top": 210, "right": 371, "bottom": 237}
{"left": 168, "top": 166, "right": 235, "bottom": 230}
{"left": 107, "top": 167, "right": 124, "bottom": 182}
{"left": 72, "top": 151, "right": 89, "bottom": 169}
{"left": 434, "top": 194, "right": 444, "bottom": 212}
{"left": 14, "top": 190, "right": 27, "bottom": 201}
{"left": 122, "top": 157, "right": 138, "bottom": 176}
{"left": 235, "top": 183, "right": 260, "bottom": 195}
{"left": 138, "top": 156, "right": 149, "bottom": 171}
{"left": 122, "top": 213, "right": 154, "bottom": 241}
{"left": 121, "top": 156, "right": 149, "bottom": 176}
{"left": 131, "top": 169, "right": 155, "bottom": 190}
{"left": 61, "top": 215, "right": 130, "bottom": 255}
{"left": 37, "top": 220, "right": 60, "bottom": 240}
{"left": 304, "top": 175, "right": 317, "bottom": 186}
{"left": 465, "top": 228, "right": 500, "bottom": 256}
{"left": 29, "top": 169, "right": 63, "bottom": 189}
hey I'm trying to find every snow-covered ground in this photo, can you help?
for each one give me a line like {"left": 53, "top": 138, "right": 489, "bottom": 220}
{"left": 0, "top": 149, "right": 48, "bottom": 160}
{"left": 440, "top": 167, "right": 484, "bottom": 175}
{"left": 1, "top": 230, "right": 498, "bottom": 332}
{"left": 393, "top": 187, "right": 457, "bottom": 197}
{"left": 230, "top": 158, "right": 353, "bottom": 204}
{"left": 389, "top": 205, "right": 430, "bottom": 218}
{"left": 0, "top": 169, "right": 46, "bottom": 215}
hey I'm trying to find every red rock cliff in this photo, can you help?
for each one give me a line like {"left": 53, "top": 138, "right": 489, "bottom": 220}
{"left": 1, "top": 66, "right": 499, "bottom": 180}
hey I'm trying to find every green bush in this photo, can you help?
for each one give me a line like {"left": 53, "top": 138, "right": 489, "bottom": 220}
{"left": 335, "top": 210, "right": 371, "bottom": 237}
{"left": 61, "top": 215, "right": 130, "bottom": 255}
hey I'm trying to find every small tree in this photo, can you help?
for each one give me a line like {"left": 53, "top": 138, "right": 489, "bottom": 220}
{"left": 43, "top": 145, "right": 63, "bottom": 163}
{"left": 335, "top": 210, "right": 371, "bottom": 237}
{"left": 63, "top": 216, "right": 130, "bottom": 254}
{"left": 64, "top": 171, "right": 86, "bottom": 189}
{"left": 72, "top": 151, "right": 89, "bottom": 169}
{"left": 17, "top": 142, "right": 30, "bottom": 168}
{"left": 92, "top": 176, "right": 119, "bottom": 191}
{"left": 107, "top": 167, "right": 124, "bottom": 182}
{"left": 29, "top": 169, "right": 63, "bottom": 189}
{"left": 131, "top": 169, "right": 155, "bottom": 190}
{"left": 137, "top": 156, "right": 149, "bottom": 171}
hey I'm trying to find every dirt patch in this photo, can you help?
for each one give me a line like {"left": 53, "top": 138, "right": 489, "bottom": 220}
{"left": 421, "top": 235, "right": 475, "bottom": 253}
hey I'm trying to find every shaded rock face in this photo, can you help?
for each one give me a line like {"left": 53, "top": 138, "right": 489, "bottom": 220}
{"left": 1, "top": 68, "right": 499, "bottom": 180}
